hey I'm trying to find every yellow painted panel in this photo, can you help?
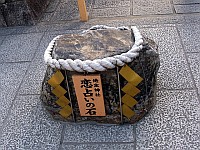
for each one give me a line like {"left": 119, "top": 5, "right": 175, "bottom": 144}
{"left": 77, "top": 0, "right": 88, "bottom": 21}
{"left": 59, "top": 105, "right": 72, "bottom": 118}
{"left": 122, "top": 94, "right": 138, "bottom": 108}
{"left": 117, "top": 104, "right": 135, "bottom": 119}
{"left": 48, "top": 70, "right": 64, "bottom": 88}
{"left": 122, "top": 104, "right": 135, "bottom": 119}
{"left": 56, "top": 96, "right": 70, "bottom": 107}
{"left": 52, "top": 85, "right": 67, "bottom": 98}
{"left": 119, "top": 65, "right": 143, "bottom": 86}
{"left": 122, "top": 83, "right": 140, "bottom": 97}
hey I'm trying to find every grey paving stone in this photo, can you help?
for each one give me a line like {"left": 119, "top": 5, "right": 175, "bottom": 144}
{"left": 93, "top": 0, "right": 131, "bottom": 8}
{"left": 45, "top": 22, "right": 85, "bottom": 32}
{"left": 13, "top": 25, "right": 48, "bottom": 34}
{"left": 140, "top": 27, "right": 194, "bottom": 89}
{"left": 40, "top": 12, "right": 55, "bottom": 22}
{"left": 173, "top": 0, "right": 200, "bottom": 4}
{"left": 177, "top": 24, "right": 200, "bottom": 53}
{"left": 18, "top": 58, "right": 46, "bottom": 95}
{"left": 132, "top": 0, "right": 173, "bottom": 15}
{"left": 45, "top": 0, "right": 61, "bottom": 13}
{"left": 63, "top": 124, "right": 135, "bottom": 143}
{"left": 0, "top": 27, "right": 16, "bottom": 35}
{"left": 0, "top": 62, "right": 29, "bottom": 128}
{"left": 175, "top": 4, "right": 200, "bottom": 13}
{"left": 182, "top": 14, "right": 200, "bottom": 24}
{"left": 136, "top": 90, "right": 200, "bottom": 150}
{"left": 0, "top": 95, "right": 63, "bottom": 150}
{"left": 51, "top": 5, "right": 79, "bottom": 21}
{"left": 0, "top": 36, "right": 5, "bottom": 45}
{"left": 187, "top": 53, "right": 200, "bottom": 95}
{"left": 61, "top": 143, "right": 135, "bottom": 150}
{"left": 44, "top": 20, "right": 137, "bottom": 31}
{"left": 18, "top": 33, "right": 58, "bottom": 95}
{"left": 0, "top": 33, "right": 43, "bottom": 63}
{"left": 91, "top": 14, "right": 200, "bottom": 26}
{"left": 91, "top": 7, "right": 131, "bottom": 18}
{"left": 46, "top": 29, "right": 83, "bottom": 35}
{"left": 44, "top": 14, "right": 200, "bottom": 32}
{"left": 51, "top": 0, "right": 92, "bottom": 22}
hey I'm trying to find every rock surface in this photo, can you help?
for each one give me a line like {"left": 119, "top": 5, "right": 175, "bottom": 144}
{"left": 40, "top": 28, "right": 160, "bottom": 124}
{"left": 0, "top": 0, "right": 50, "bottom": 26}
{"left": 53, "top": 29, "right": 133, "bottom": 60}
{"left": 0, "top": 9, "right": 6, "bottom": 27}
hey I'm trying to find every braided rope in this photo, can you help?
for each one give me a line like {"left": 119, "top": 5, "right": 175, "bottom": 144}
{"left": 44, "top": 25, "right": 143, "bottom": 72}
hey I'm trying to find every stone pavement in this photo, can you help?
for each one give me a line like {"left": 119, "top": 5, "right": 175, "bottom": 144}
{"left": 0, "top": 0, "right": 200, "bottom": 149}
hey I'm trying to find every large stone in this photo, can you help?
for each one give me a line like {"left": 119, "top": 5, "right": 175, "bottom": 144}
{"left": 0, "top": 0, "right": 50, "bottom": 26}
{"left": 0, "top": 0, "right": 5, "bottom": 4}
{"left": 40, "top": 27, "right": 160, "bottom": 124}
{"left": 0, "top": 9, "right": 6, "bottom": 27}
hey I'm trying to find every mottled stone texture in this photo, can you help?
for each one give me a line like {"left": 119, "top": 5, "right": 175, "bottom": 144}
{"left": 40, "top": 29, "right": 160, "bottom": 124}
{"left": 0, "top": 9, "right": 6, "bottom": 27}
{"left": 0, "top": 0, "right": 50, "bottom": 26}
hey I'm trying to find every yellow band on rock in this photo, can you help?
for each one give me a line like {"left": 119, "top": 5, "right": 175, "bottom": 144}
{"left": 122, "top": 94, "right": 138, "bottom": 108}
{"left": 119, "top": 65, "right": 143, "bottom": 86}
{"left": 52, "top": 85, "right": 67, "bottom": 98}
{"left": 48, "top": 70, "right": 64, "bottom": 88}
{"left": 59, "top": 105, "right": 72, "bottom": 118}
{"left": 48, "top": 70, "right": 72, "bottom": 118}
{"left": 56, "top": 96, "right": 70, "bottom": 107}
{"left": 118, "top": 64, "right": 143, "bottom": 120}
{"left": 122, "top": 83, "right": 140, "bottom": 97}
{"left": 118, "top": 104, "right": 135, "bottom": 119}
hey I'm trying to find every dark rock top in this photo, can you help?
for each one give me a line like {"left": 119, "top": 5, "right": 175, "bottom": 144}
{"left": 52, "top": 29, "right": 133, "bottom": 61}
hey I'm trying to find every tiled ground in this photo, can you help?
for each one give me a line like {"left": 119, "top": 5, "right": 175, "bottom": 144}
{"left": 0, "top": 0, "right": 200, "bottom": 149}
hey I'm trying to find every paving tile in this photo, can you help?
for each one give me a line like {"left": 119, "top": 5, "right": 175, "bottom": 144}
{"left": 0, "top": 95, "right": 63, "bottom": 150}
{"left": 93, "top": 0, "right": 131, "bottom": 8}
{"left": 44, "top": 14, "right": 200, "bottom": 32}
{"left": 13, "top": 25, "right": 48, "bottom": 34}
{"left": 91, "top": 7, "right": 131, "bottom": 18}
{"left": 136, "top": 90, "right": 200, "bottom": 150}
{"left": 45, "top": 0, "right": 61, "bottom": 13}
{"left": 18, "top": 58, "right": 46, "bottom": 95}
{"left": 40, "top": 12, "right": 55, "bottom": 22}
{"left": 0, "top": 27, "right": 16, "bottom": 35}
{"left": 173, "top": 0, "right": 200, "bottom": 4}
{"left": 0, "top": 33, "right": 43, "bottom": 63}
{"left": 132, "top": 0, "right": 173, "bottom": 15}
{"left": 177, "top": 24, "right": 200, "bottom": 53}
{"left": 0, "top": 36, "right": 5, "bottom": 45}
{"left": 63, "top": 124, "right": 135, "bottom": 143}
{"left": 183, "top": 14, "right": 200, "bottom": 24}
{"left": 140, "top": 27, "right": 194, "bottom": 89}
{"left": 175, "top": 4, "right": 200, "bottom": 13}
{"left": 51, "top": 0, "right": 92, "bottom": 22}
{"left": 61, "top": 143, "right": 135, "bottom": 150}
{"left": 90, "top": 14, "right": 200, "bottom": 26}
{"left": 45, "top": 22, "right": 85, "bottom": 31}
{"left": 51, "top": 5, "right": 79, "bottom": 21}
{"left": 18, "top": 33, "right": 57, "bottom": 95}
{"left": 187, "top": 53, "right": 200, "bottom": 95}
{"left": 0, "top": 62, "right": 29, "bottom": 128}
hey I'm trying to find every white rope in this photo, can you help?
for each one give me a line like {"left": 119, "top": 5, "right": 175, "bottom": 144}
{"left": 44, "top": 25, "right": 144, "bottom": 72}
